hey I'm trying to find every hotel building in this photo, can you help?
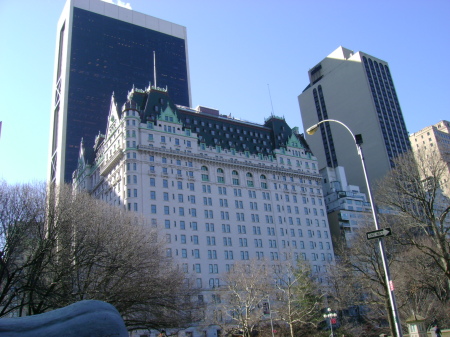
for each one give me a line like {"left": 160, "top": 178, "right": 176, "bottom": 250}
{"left": 73, "top": 85, "right": 335, "bottom": 336}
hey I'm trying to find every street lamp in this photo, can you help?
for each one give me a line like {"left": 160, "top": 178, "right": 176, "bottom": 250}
{"left": 323, "top": 308, "right": 337, "bottom": 337}
{"left": 306, "top": 119, "right": 403, "bottom": 337}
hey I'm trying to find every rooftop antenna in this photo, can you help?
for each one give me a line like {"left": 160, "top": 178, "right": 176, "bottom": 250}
{"left": 267, "top": 84, "right": 275, "bottom": 116}
{"left": 153, "top": 51, "right": 157, "bottom": 88}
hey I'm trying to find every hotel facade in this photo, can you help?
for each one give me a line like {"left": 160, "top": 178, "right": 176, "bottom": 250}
{"left": 73, "top": 85, "right": 335, "bottom": 336}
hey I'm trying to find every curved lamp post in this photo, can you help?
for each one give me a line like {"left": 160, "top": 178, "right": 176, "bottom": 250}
{"left": 323, "top": 308, "right": 337, "bottom": 337}
{"left": 307, "top": 119, "right": 403, "bottom": 337}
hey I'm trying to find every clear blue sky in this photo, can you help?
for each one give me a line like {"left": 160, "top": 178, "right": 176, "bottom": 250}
{"left": 0, "top": 0, "right": 449, "bottom": 184}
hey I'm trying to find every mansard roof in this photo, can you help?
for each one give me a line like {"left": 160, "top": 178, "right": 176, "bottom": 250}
{"left": 120, "top": 86, "right": 312, "bottom": 156}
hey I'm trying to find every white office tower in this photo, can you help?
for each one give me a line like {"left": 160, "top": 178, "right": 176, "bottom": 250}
{"left": 73, "top": 85, "right": 335, "bottom": 337}
{"left": 320, "top": 166, "right": 373, "bottom": 249}
{"left": 409, "top": 120, "right": 450, "bottom": 197}
{"left": 299, "top": 47, "right": 411, "bottom": 193}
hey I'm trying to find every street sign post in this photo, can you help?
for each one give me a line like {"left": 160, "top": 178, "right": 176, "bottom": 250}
{"left": 366, "top": 228, "right": 392, "bottom": 240}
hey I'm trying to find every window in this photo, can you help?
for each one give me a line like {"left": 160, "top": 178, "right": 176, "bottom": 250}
{"left": 193, "top": 249, "right": 200, "bottom": 258}
{"left": 223, "top": 237, "right": 232, "bottom": 246}
{"left": 240, "top": 251, "right": 249, "bottom": 260}
{"left": 208, "top": 250, "right": 217, "bottom": 259}
{"left": 239, "top": 238, "right": 248, "bottom": 247}
{"left": 246, "top": 172, "right": 254, "bottom": 187}
{"left": 253, "top": 226, "right": 261, "bottom": 235}
{"left": 232, "top": 170, "right": 239, "bottom": 185}
{"left": 224, "top": 250, "right": 234, "bottom": 260}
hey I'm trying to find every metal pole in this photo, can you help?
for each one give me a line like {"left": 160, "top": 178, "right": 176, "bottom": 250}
{"left": 306, "top": 119, "right": 403, "bottom": 337}
{"left": 267, "top": 295, "right": 275, "bottom": 337}
{"left": 356, "top": 143, "right": 403, "bottom": 337}
{"left": 330, "top": 316, "right": 334, "bottom": 337}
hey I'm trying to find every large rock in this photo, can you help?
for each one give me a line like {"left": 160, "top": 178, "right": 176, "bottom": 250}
{"left": 0, "top": 300, "right": 128, "bottom": 337}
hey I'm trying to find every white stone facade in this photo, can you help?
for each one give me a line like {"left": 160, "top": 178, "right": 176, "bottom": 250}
{"left": 74, "top": 86, "right": 335, "bottom": 336}
{"left": 409, "top": 120, "right": 450, "bottom": 197}
{"left": 320, "top": 166, "right": 373, "bottom": 248}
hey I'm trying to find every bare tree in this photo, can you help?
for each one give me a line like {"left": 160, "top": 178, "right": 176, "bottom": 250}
{"left": 393, "top": 245, "right": 450, "bottom": 328}
{"left": 218, "top": 260, "right": 272, "bottom": 337}
{"left": 272, "top": 259, "right": 323, "bottom": 337}
{"left": 0, "top": 180, "right": 199, "bottom": 331}
{"left": 328, "top": 222, "right": 405, "bottom": 337}
{"left": 375, "top": 150, "right": 450, "bottom": 293}
{"left": 0, "top": 180, "right": 49, "bottom": 316}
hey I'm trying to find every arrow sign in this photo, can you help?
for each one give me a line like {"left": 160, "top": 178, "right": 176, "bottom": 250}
{"left": 366, "top": 228, "right": 392, "bottom": 240}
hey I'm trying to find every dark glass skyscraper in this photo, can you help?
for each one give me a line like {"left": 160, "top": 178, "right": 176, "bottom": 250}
{"left": 49, "top": 0, "right": 191, "bottom": 183}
